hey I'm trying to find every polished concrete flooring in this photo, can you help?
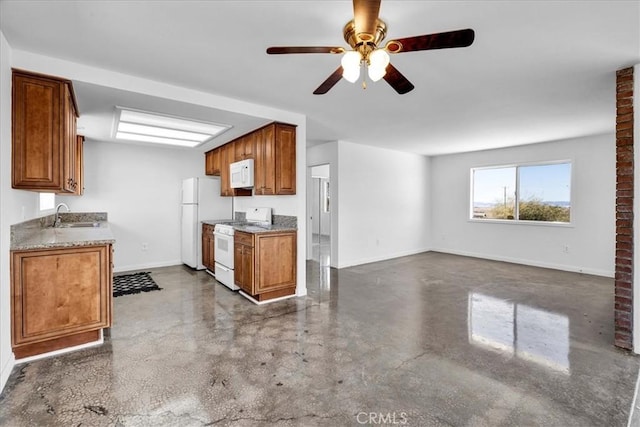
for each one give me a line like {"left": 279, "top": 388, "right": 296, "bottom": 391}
{"left": 0, "top": 252, "right": 639, "bottom": 426}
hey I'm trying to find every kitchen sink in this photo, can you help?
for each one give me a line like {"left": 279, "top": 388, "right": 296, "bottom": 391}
{"left": 57, "top": 222, "right": 100, "bottom": 228}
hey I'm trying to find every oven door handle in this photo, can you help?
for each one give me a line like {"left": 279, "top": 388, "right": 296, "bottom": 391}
{"left": 213, "top": 232, "right": 233, "bottom": 237}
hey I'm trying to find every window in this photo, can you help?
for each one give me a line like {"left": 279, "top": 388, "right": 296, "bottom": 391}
{"left": 39, "top": 193, "right": 55, "bottom": 211}
{"left": 471, "top": 162, "right": 571, "bottom": 223}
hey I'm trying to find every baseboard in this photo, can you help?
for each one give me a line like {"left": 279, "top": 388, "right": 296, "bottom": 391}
{"left": 114, "top": 260, "right": 181, "bottom": 273}
{"left": 431, "top": 248, "right": 614, "bottom": 278}
{"left": 0, "top": 352, "right": 16, "bottom": 395}
{"left": 336, "top": 247, "right": 431, "bottom": 269}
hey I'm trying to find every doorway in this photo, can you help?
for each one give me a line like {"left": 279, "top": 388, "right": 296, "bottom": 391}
{"left": 308, "top": 164, "right": 331, "bottom": 299}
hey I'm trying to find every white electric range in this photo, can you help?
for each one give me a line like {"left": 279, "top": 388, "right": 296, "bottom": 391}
{"left": 213, "top": 207, "right": 272, "bottom": 290}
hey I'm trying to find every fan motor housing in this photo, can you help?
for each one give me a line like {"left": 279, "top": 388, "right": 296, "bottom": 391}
{"left": 343, "top": 19, "right": 387, "bottom": 49}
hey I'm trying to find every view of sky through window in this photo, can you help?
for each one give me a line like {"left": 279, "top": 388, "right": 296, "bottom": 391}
{"left": 472, "top": 162, "right": 571, "bottom": 222}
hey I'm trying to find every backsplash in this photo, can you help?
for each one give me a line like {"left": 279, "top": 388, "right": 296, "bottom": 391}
{"left": 233, "top": 212, "right": 296, "bottom": 228}
{"left": 273, "top": 215, "right": 297, "bottom": 228}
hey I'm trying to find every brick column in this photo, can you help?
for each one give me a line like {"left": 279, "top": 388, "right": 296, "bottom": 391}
{"left": 615, "top": 67, "right": 634, "bottom": 350}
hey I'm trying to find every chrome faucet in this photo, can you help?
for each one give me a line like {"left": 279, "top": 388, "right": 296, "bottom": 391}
{"left": 54, "top": 203, "right": 70, "bottom": 227}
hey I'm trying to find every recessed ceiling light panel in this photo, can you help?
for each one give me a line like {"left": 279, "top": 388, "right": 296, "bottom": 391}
{"left": 114, "top": 107, "right": 231, "bottom": 147}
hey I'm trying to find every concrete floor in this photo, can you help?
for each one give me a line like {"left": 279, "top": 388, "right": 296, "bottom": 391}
{"left": 0, "top": 252, "right": 638, "bottom": 426}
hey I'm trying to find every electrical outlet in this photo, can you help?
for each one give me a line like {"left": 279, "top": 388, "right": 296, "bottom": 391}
{"left": 141, "top": 243, "right": 149, "bottom": 251}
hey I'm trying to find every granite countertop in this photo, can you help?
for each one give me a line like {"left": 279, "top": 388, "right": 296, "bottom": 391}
{"left": 201, "top": 219, "right": 296, "bottom": 234}
{"left": 233, "top": 224, "right": 297, "bottom": 234}
{"left": 11, "top": 212, "right": 115, "bottom": 251}
{"left": 201, "top": 219, "right": 235, "bottom": 226}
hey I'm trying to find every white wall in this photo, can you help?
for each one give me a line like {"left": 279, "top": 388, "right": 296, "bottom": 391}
{"left": 336, "top": 141, "right": 432, "bottom": 268}
{"left": 58, "top": 141, "right": 202, "bottom": 272}
{"left": 0, "top": 31, "right": 41, "bottom": 393}
{"left": 431, "top": 133, "right": 615, "bottom": 277}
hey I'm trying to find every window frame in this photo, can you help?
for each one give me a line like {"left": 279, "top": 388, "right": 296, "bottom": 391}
{"left": 469, "top": 159, "right": 573, "bottom": 227}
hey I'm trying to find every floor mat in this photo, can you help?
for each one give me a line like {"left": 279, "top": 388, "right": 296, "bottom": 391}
{"left": 113, "top": 272, "right": 162, "bottom": 297}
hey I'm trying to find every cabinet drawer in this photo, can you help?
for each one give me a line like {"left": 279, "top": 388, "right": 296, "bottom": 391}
{"left": 234, "top": 231, "right": 254, "bottom": 247}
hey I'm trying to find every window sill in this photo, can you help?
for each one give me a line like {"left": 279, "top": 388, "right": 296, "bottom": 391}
{"left": 468, "top": 218, "right": 574, "bottom": 228}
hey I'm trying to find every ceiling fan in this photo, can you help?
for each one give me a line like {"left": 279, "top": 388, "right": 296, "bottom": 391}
{"left": 266, "top": 0, "right": 475, "bottom": 95}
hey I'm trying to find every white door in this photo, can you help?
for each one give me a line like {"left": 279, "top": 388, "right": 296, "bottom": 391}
{"left": 181, "top": 204, "right": 198, "bottom": 268}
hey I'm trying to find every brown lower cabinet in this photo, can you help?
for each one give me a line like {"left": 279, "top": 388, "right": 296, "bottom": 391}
{"left": 11, "top": 244, "right": 113, "bottom": 359}
{"left": 202, "top": 224, "right": 216, "bottom": 271}
{"left": 234, "top": 231, "right": 297, "bottom": 301}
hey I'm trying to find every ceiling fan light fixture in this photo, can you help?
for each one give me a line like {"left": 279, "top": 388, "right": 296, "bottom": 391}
{"left": 367, "top": 48, "right": 390, "bottom": 82}
{"left": 341, "top": 50, "right": 362, "bottom": 83}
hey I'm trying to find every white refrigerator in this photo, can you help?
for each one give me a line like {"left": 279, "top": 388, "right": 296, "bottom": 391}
{"left": 181, "top": 177, "right": 232, "bottom": 269}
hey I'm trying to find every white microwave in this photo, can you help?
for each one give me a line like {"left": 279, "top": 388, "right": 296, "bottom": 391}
{"left": 230, "top": 158, "right": 254, "bottom": 188}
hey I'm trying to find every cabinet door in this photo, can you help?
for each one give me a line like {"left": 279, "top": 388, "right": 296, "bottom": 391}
{"left": 202, "top": 226, "right": 210, "bottom": 269}
{"left": 208, "top": 236, "right": 216, "bottom": 270}
{"left": 202, "top": 225, "right": 215, "bottom": 270}
{"left": 73, "top": 135, "right": 84, "bottom": 195}
{"left": 220, "top": 144, "right": 232, "bottom": 196}
{"left": 240, "top": 245, "right": 254, "bottom": 294}
{"left": 234, "top": 136, "right": 245, "bottom": 162}
{"left": 12, "top": 72, "right": 64, "bottom": 190}
{"left": 234, "top": 134, "right": 256, "bottom": 161}
{"left": 234, "top": 243, "right": 253, "bottom": 293}
{"left": 205, "top": 151, "right": 214, "bottom": 175}
{"left": 275, "top": 124, "right": 296, "bottom": 195}
{"left": 205, "top": 148, "right": 221, "bottom": 176}
{"left": 11, "top": 245, "right": 112, "bottom": 348}
{"left": 62, "top": 85, "right": 77, "bottom": 193}
{"left": 255, "top": 233, "right": 296, "bottom": 293}
{"left": 12, "top": 70, "right": 79, "bottom": 193}
{"left": 243, "top": 131, "right": 255, "bottom": 160}
{"left": 254, "top": 125, "right": 276, "bottom": 195}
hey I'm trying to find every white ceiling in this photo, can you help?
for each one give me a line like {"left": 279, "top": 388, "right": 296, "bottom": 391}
{"left": 1, "top": 1, "right": 639, "bottom": 155}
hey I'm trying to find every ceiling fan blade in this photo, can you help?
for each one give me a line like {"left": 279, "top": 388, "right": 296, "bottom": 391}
{"left": 266, "top": 46, "right": 345, "bottom": 54}
{"left": 353, "top": 0, "right": 381, "bottom": 40}
{"left": 313, "top": 67, "right": 344, "bottom": 95}
{"left": 385, "top": 29, "right": 475, "bottom": 53}
{"left": 383, "top": 64, "right": 414, "bottom": 95}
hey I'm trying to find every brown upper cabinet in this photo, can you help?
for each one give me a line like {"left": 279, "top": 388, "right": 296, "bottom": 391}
{"left": 12, "top": 69, "right": 81, "bottom": 193}
{"left": 205, "top": 122, "right": 296, "bottom": 196}
{"left": 205, "top": 148, "right": 221, "bottom": 176}
{"left": 234, "top": 133, "right": 255, "bottom": 161}
{"left": 273, "top": 123, "right": 296, "bottom": 195}
{"left": 255, "top": 123, "right": 296, "bottom": 195}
